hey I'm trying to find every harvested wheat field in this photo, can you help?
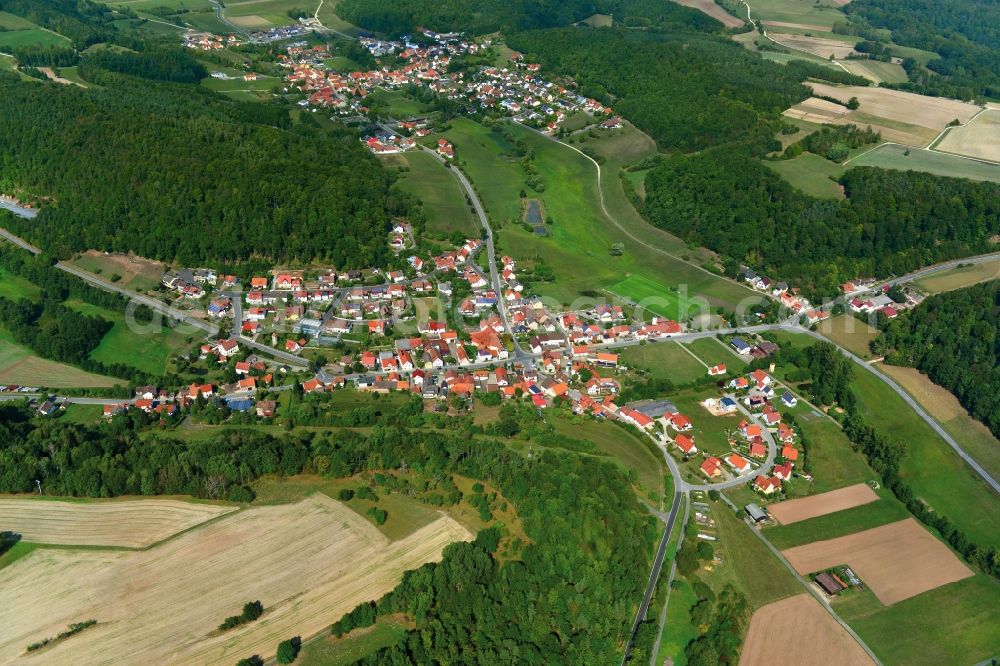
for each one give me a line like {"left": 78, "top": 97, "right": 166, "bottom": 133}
{"left": 782, "top": 518, "right": 973, "bottom": 605}
{"left": 0, "top": 494, "right": 472, "bottom": 665}
{"left": 783, "top": 96, "right": 850, "bottom": 124}
{"left": 740, "top": 594, "right": 874, "bottom": 666}
{"left": 769, "top": 483, "right": 879, "bottom": 524}
{"left": 936, "top": 110, "right": 1000, "bottom": 163}
{"left": 806, "top": 83, "right": 981, "bottom": 145}
{"left": 0, "top": 498, "right": 236, "bottom": 548}
{"left": 771, "top": 33, "right": 857, "bottom": 59}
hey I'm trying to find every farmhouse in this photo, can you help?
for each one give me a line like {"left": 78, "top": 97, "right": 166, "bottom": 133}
{"left": 815, "top": 572, "right": 846, "bottom": 596}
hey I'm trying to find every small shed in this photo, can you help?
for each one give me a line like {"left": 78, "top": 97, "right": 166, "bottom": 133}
{"left": 745, "top": 503, "right": 768, "bottom": 523}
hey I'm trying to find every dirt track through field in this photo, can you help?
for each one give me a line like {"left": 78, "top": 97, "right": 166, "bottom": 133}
{"left": 782, "top": 518, "right": 973, "bottom": 604}
{"left": 769, "top": 483, "right": 878, "bottom": 524}
{"left": 808, "top": 83, "right": 980, "bottom": 130}
{"left": 0, "top": 498, "right": 236, "bottom": 548}
{"left": 936, "top": 110, "right": 1000, "bottom": 163}
{"left": 0, "top": 495, "right": 472, "bottom": 665}
{"left": 740, "top": 594, "right": 874, "bottom": 666}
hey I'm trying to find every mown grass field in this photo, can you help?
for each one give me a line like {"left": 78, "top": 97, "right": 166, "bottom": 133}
{"left": 0, "top": 28, "right": 70, "bottom": 49}
{"left": 850, "top": 366, "right": 1000, "bottom": 547}
{"left": 66, "top": 300, "right": 192, "bottom": 376}
{"left": 608, "top": 274, "right": 708, "bottom": 322}
{"left": 764, "top": 153, "right": 845, "bottom": 199}
{"left": 368, "top": 88, "right": 431, "bottom": 117}
{"left": 839, "top": 59, "right": 908, "bottom": 84}
{"left": 619, "top": 341, "right": 707, "bottom": 384}
{"left": 914, "top": 258, "right": 1000, "bottom": 294}
{"left": 0, "top": 326, "right": 120, "bottom": 388}
{"left": 795, "top": 413, "right": 876, "bottom": 493}
{"left": 0, "top": 266, "right": 40, "bottom": 301}
{"left": 850, "top": 143, "right": 1000, "bottom": 184}
{"left": 878, "top": 364, "right": 1000, "bottom": 484}
{"left": 839, "top": 574, "right": 1000, "bottom": 665}
{"left": 763, "top": 494, "right": 909, "bottom": 549}
{"left": 818, "top": 314, "right": 879, "bottom": 359}
{"left": 300, "top": 615, "right": 410, "bottom": 666}
{"left": 713, "top": 501, "right": 801, "bottom": 608}
{"left": 685, "top": 337, "right": 744, "bottom": 372}
{"left": 388, "top": 150, "right": 479, "bottom": 237}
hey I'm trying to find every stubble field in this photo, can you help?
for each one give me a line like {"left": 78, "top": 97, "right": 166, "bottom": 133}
{"left": 0, "top": 494, "right": 471, "bottom": 665}
{"left": 0, "top": 498, "right": 236, "bottom": 548}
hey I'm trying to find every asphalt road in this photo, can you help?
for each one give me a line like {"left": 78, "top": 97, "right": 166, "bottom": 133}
{"left": 620, "top": 490, "right": 683, "bottom": 664}
{"left": 800, "top": 327, "right": 1000, "bottom": 494}
{"left": 0, "top": 226, "right": 309, "bottom": 368}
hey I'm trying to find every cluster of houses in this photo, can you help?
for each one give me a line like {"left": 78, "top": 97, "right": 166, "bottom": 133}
{"left": 465, "top": 60, "right": 615, "bottom": 131}
{"left": 102, "top": 373, "right": 279, "bottom": 421}
{"left": 183, "top": 32, "right": 240, "bottom": 51}
{"left": 740, "top": 267, "right": 830, "bottom": 324}
{"left": 283, "top": 34, "right": 481, "bottom": 112}
{"left": 842, "top": 280, "right": 917, "bottom": 320}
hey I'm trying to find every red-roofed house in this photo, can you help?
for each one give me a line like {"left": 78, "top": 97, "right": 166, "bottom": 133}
{"left": 725, "top": 454, "right": 751, "bottom": 474}
{"left": 701, "top": 457, "right": 722, "bottom": 479}
{"left": 674, "top": 434, "right": 697, "bottom": 455}
{"left": 754, "top": 476, "right": 781, "bottom": 495}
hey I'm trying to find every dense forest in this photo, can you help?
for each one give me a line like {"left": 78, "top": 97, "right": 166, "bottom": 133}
{"left": 80, "top": 47, "right": 207, "bottom": 84}
{"left": 845, "top": 0, "right": 1000, "bottom": 98}
{"left": 0, "top": 0, "right": 113, "bottom": 48}
{"left": 0, "top": 405, "right": 655, "bottom": 663}
{"left": 507, "top": 28, "right": 867, "bottom": 152}
{"left": 643, "top": 153, "right": 1000, "bottom": 296}
{"left": 875, "top": 281, "right": 1000, "bottom": 439}
{"left": 336, "top": 0, "right": 721, "bottom": 36}
{"left": 0, "top": 72, "right": 406, "bottom": 266}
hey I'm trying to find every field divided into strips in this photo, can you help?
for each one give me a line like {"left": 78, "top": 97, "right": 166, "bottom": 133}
{"left": 913, "top": 257, "right": 1000, "bottom": 294}
{"left": 802, "top": 83, "right": 981, "bottom": 147}
{"left": 935, "top": 109, "right": 1000, "bottom": 163}
{"left": 877, "top": 364, "right": 1000, "bottom": 485}
{"left": 764, "top": 495, "right": 910, "bottom": 549}
{"left": 385, "top": 151, "right": 479, "bottom": 237}
{"left": 224, "top": 0, "right": 316, "bottom": 29}
{"left": 782, "top": 518, "right": 973, "bottom": 605}
{"left": 0, "top": 494, "right": 472, "bottom": 665}
{"left": 0, "top": 498, "right": 236, "bottom": 549}
{"left": 849, "top": 143, "right": 1000, "bottom": 184}
{"left": 739, "top": 594, "right": 874, "bottom": 666}
{"left": 838, "top": 59, "right": 907, "bottom": 84}
{"left": 443, "top": 119, "right": 756, "bottom": 310}
{"left": 0, "top": 327, "right": 120, "bottom": 388}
